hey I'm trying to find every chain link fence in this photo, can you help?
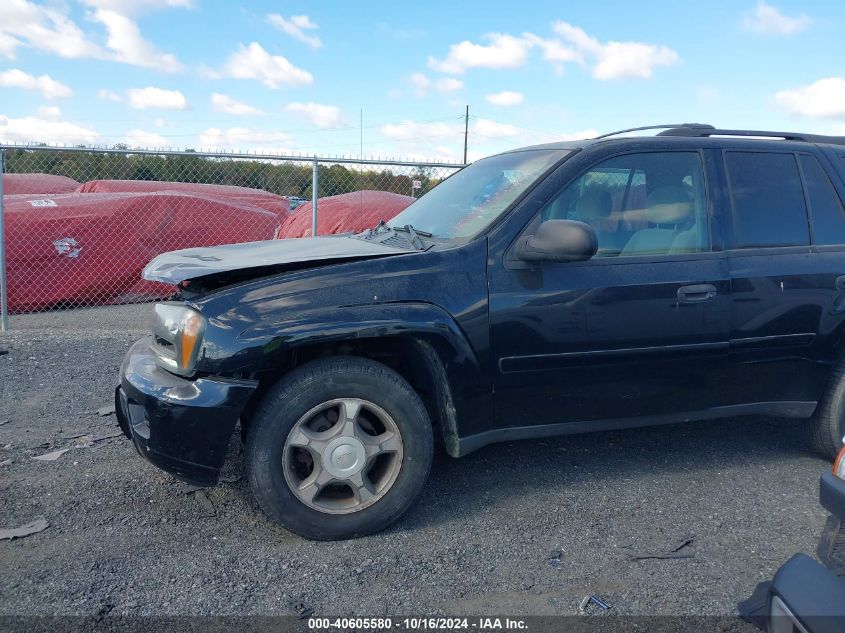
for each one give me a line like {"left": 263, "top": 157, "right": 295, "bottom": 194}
{"left": 0, "top": 145, "right": 462, "bottom": 325}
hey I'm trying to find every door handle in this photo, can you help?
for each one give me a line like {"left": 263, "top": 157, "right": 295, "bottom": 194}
{"left": 677, "top": 284, "right": 718, "bottom": 304}
{"left": 836, "top": 275, "right": 845, "bottom": 291}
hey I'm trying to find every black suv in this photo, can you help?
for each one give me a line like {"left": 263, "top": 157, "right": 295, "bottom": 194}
{"left": 116, "top": 124, "right": 845, "bottom": 540}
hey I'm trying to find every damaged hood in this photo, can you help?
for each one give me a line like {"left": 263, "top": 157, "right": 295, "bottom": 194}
{"left": 142, "top": 235, "right": 415, "bottom": 284}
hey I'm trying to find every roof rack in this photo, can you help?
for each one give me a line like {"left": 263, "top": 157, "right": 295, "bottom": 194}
{"left": 593, "top": 123, "right": 715, "bottom": 139}
{"left": 656, "top": 126, "right": 845, "bottom": 146}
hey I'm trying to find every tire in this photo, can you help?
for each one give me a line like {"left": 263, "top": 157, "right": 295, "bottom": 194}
{"left": 245, "top": 356, "right": 433, "bottom": 540}
{"left": 811, "top": 360, "right": 845, "bottom": 460}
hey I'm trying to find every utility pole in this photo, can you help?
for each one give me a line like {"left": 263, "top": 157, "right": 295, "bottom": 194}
{"left": 463, "top": 105, "right": 469, "bottom": 165}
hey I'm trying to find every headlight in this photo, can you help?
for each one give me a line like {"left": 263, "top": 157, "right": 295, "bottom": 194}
{"left": 150, "top": 302, "right": 206, "bottom": 376}
{"left": 834, "top": 439, "right": 845, "bottom": 481}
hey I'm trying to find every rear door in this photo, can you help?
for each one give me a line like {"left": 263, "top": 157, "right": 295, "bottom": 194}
{"left": 720, "top": 148, "right": 845, "bottom": 409}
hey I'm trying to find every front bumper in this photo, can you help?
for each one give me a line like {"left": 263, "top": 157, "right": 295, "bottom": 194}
{"left": 767, "top": 554, "right": 845, "bottom": 633}
{"left": 739, "top": 473, "right": 845, "bottom": 633}
{"left": 116, "top": 337, "right": 257, "bottom": 486}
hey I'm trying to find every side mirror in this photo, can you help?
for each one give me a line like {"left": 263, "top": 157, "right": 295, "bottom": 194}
{"left": 514, "top": 219, "right": 598, "bottom": 263}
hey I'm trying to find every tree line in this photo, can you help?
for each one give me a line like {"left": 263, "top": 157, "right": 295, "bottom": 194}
{"left": 3, "top": 147, "right": 453, "bottom": 199}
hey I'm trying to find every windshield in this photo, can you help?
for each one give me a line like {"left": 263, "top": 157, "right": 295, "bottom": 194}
{"left": 390, "top": 149, "right": 567, "bottom": 239}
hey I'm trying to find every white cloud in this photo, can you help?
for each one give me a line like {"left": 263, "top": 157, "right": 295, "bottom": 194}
{"left": 409, "top": 72, "right": 430, "bottom": 97}
{"left": 0, "top": 69, "right": 72, "bottom": 99}
{"left": 551, "top": 21, "right": 679, "bottom": 80}
{"left": 0, "top": 0, "right": 184, "bottom": 72}
{"left": 436, "top": 77, "right": 463, "bottom": 92}
{"left": 267, "top": 14, "right": 322, "bottom": 49}
{"left": 473, "top": 118, "right": 519, "bottom": 138}
{"left": 90, "top": 9, "right": 182, "bottom": 72}
{"left": 775, "top": 78, "right": 845, "bottom": 119}
{"left": 369, "top": 137, "right": 464, "bottom": 163}
{"left": 221, "top": 42, "right": 313, "bottom": 88}
{"left": 197, "top": 127, "right": 293, "bottom": 154}
{"left": 127, "top": 86, "right": 189, "bottom": 110}
{"left": 558, "top": 129, "right": 600, "bottom": 141}
{"left": 486, "top": 90, "right": 524, "bottom": 106}
{"left": 380, "top": 120, "right": 463, "bottom": 142}
{"left": 81, "top": 0, "right": 193, "bottom": 13}
{"left": 742, "top": 1, "right": 810, "bottom": 36}
{"left": 521, "top": 33, "right": 579, "bottom": 75}
{"left": 98, "top": 88, "right": 121, "bottom": 101}
{"left": 0, "top": 32, "right": 19, "bottom": 59}
{"left": 125, "top": 128, "right": 170, "bottom": 147}
{"left": 0, "top": 0, "right": 102, "bottom": 60}
{"left": 0, "top": 113, "right": 99, "bottom": 145}
{"left": 376, "top": 118, "right": 601, "bottom": 163}
{"left": 36, "top": 105, "right": 61, "bottom": 120}
{"left": 286, "top": 102, "right": 344, "bottom": 128}
{"left": 428, "top": 33, "right": 532, "bottom": 74}
{"left": 382, "top": 119, "right": 520, "bottom": 144}
{"left": 153, "top": 117, "right": 165, "bottom": 128}
{"left": 469, "top": 125, "right": 598, "bottom": 157}
{"left": 427, "top": 24, "right": 677, "bottom": 80}
{"left": 523, "top": 33, "right": 579, "bottom": 63}
{"left": 211, "top": 92, "right": 264, "bottom": 116}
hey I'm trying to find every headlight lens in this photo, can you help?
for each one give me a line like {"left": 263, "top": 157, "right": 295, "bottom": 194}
{"left": 150, "top": 302, "right": 206, "bottom": 376}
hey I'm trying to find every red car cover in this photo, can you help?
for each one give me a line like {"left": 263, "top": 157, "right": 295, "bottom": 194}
{"left": 3, "top": 173, "right": 80, "bottom": 194}
{"left": 77, "top": 180, "right": 291, "bottom": 222}
{"left": 5, "top": 192, "right": 280, "bottom": 312}
{"left": 281, "top": 190, "right": 415, "bottom": 239}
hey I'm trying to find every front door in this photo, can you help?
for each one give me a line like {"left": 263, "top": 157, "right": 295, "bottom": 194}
{"left": 489, "top": 149, "right": 731, "bottom": 430}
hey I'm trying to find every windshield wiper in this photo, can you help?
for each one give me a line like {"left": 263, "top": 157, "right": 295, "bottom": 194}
{"left": 355, "top": 222, "right": 428, "bottom": 251}
{"left": 391, "top": 224, "right": 431, "bottom": 250}
{"left": 391, "top": 224, "right": 432, "bottom": 237}
{"left": 363, "top": 219, "right": 390, "bottom": 237}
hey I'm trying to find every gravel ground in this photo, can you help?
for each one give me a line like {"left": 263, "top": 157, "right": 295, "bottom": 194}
{"left": 0, "top": 304, "right": 832, "bottom": 621}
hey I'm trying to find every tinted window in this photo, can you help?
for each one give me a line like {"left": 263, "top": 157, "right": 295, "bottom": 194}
{"left": 725, "top": 152, "right": 809, "bottom": 248}
{"left": 539, "top": 152, "right": 708, "bottom": 257}
{"left": 800, "top": 154, "right": 845, "bottom": 245}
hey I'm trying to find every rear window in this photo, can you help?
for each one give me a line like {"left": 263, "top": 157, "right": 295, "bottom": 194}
{"left": 799, "top": 154, "right": 845, "bottom": 245}
{"left": 725, "top": 152, "right": 809, "bottom": 248}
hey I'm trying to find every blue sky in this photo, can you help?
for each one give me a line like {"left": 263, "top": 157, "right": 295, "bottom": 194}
{"left": 0, "top": 0, "right": 843, "bottom": 162}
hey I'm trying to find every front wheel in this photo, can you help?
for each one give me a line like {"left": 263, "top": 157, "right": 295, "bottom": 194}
{"left": 245, "top": 356, "right": 433, "bottom": 540}
{"left": 811, "top": 361, "right": 845, "bottom": 460}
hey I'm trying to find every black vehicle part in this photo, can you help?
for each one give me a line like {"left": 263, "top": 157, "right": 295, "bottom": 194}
{"left": 117, "top": 338, "right": 256, "bottom": 486}
{"left": 810, "top": 360, "right": 845, "bottom": 459}
{"left": 769, "top": 553, "right": 845, "bottom": 633}
{"left": 821, "top": 472, "right": 845, "bottom": 520}
{"left": 593, "top": 123, "right": 714, "bottom": 139}
{"left": 657, "top": 126, "right": 845, "bottom": 145}
{"left": 245, "top": 355, "right": 433, "bottom": 540}
{"left": 513, "top": 219, "right": 597, "bottom": 263}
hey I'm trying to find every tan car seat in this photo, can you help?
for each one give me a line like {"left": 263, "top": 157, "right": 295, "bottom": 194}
{"left": 621, "top": 186, "right": 694, "bottom": 256}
